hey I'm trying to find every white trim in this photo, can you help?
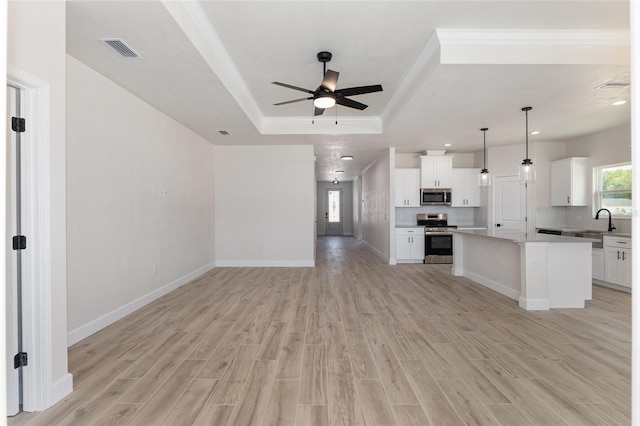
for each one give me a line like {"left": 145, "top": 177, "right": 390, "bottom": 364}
{"left": 260, "top": 116, "right": 382, "bottom": 135}
{"left": 518, "top": 296, "right": 550, "bottom": 311}
{"left": 463, "top": 270, "right": 521, "bottom": 301}
{"left": 361, "top": 239, "right": 390, "bottom": 264}
{"left": 215, "top": 260, "right": 314, "bottom": 268}
{"left": 437, "top": 29, "right": 630, "bottom": 45}
{"left": 8, "top": 67, "right": 57, "bottom": 411}
{"left": 50, "top": 373, "right": 73, "bottom": 406}
{"left": 67, "top": 261, "right": 216, "bottom": 346}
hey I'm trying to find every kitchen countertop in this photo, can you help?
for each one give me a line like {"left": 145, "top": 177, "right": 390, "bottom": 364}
{"left": 452, "top": 228, "right": 600, "bottom": 244}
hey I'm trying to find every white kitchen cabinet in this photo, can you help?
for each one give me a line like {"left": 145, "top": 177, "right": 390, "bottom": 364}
{"left": 451, "top": 168, "right": 481, "bottom": 207}
{"left": 396, "top": 228, "right": 424, "bottom": 263}
{"left": 603, "top": 235, "right": 631, "bottom": 288}
{"left": 550, "top": 157, "right": 589, "bottom": 206}
{"left": 592, "top": 248, "right": 604, "bottom": 281}
{"left": 420, "top": 155, "right": 453, "bottom": 188}
{"left": 395, "top": 168, "right": 421, "bottom": 207}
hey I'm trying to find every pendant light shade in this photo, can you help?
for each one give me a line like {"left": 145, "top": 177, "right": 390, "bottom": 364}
{"left": 479, "top": 127, "right": 491, "bottom": 187}
{"left": 520, "top": 106, "right": 536, "bottom": 183}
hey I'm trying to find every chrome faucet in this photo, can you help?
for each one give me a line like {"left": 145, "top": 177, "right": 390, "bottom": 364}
{"left": 595, "top": 208, "right": 616, "bottom": 232}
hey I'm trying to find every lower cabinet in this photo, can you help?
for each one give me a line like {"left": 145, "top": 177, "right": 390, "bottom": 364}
{"left": 603, "top": 236, "right": 632, "bottom": 288}
{"left": 592, "top": 248, "right": 604, "bottom": 281}
{"left": 396, "top": 228, "right": 424, "bottom": 263}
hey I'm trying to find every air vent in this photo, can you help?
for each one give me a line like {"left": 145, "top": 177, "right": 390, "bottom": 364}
{"left": 595, "top": 81, "right": 630, "bottom": 89}
{"left": 218, "top": 130, "right": 230, "bottom": 136}
{"left": 99, "top": 38, "right": 142, "bottom": 59}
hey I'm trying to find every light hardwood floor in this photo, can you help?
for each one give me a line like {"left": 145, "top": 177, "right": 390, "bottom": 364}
{"left": 9, "top": 236, "right": 631, "bottom": 425}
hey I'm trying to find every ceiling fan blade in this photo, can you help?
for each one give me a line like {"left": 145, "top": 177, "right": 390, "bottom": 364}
{"left": 321, "top": 70, "right": 339, "bottom": 92}
{"left": 314, "top": 107, "right": 325, "bottom": 116}
{"left": 272, "top": 81, "right": 315, "bottom": 94}
{"left": 274, "top": 97, "right": 313, "bottom": 106}
{"left": 336, "top": 84, "right": 383, "bottom": 97}
{"left": 336, "top": 97, "right": 368, "bottom": 110}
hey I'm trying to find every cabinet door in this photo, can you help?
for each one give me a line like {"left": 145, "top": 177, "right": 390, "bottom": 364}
{"left": 463, "top": 169, "right": 480, "bottom": 206}
{"left": 550, "top": 160, "right": 571, "bottom": 206}
{"left": 405, "top": 169, "right": 421, "bottom": 207}
{"left": 592, "top": 248, "right": 604, "bottom": 281}
{"left": 621, "top": 249, "right": 632, "bottom": 288}
{"left": 451, "top": 170, "right": 465, "bottom": 207}
{"left": 396, "top": 235, "right": 412, "bottom": 260}
{"left": 421, "top": 156, "right": 452, "bottom": 188}
{"left": 410, "top": 235, "right": 425, "bottom": 259}
{"left": 604, "top": 246, "right": 623, "bottom": 285}
{"left": 395, "top": 170, "right": 407, "bottom": 207}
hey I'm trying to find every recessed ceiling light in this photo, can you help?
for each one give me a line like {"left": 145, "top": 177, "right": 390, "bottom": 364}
{"left": 611, "top": 100, "right": 627, "bottom": 106}
{"left": 341, "top": 155, "right": 353, "bottom": 160}
{"left": 336, "top": 170, "right": 344, "bottom": 174}
{"left": 530, "top": 131, "right": 540, "bottom": 135}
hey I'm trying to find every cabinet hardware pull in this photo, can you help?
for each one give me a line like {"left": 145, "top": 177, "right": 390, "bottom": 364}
{"left": 567, "top": 196, "right": 570, "bottom": 203}
{"left": 617, "top": 251, "right": 621, "bottom": 260}
{"left": 622, "top": 252, "right": 626, "bottom": 261}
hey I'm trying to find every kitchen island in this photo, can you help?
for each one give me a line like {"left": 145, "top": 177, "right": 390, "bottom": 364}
{"left": 452, "top": 229, "right": 596, "bottom": 310}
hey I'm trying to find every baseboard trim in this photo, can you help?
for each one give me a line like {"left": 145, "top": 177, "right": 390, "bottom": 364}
{"left": 464, "top": 270, "right": 521, "bottom": 301}
{"left": 519, "top": 297, "right": 550, "bottom": 311}
{"left": 67, "top": 261, "right": 216, "bottom": 346}
{"left": 361, "top": 240, "right": 390, "bottom": 263}
{"left": 215, "top": 260, "right": 314, "bottom": 267}
{"left": 50, "top": 373, "right": 73, "bottom": 407}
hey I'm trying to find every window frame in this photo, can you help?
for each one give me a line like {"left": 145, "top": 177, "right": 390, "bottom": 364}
{"left": 593, "top": 161, "right": 632, "bottom": 219}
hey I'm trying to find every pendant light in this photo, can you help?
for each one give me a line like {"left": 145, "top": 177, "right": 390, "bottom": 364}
{"left": 520, "top": 106, "right": 536, "bottom": 182}
{"left": 479, "top": 127, "right": 491, "bottom": 187}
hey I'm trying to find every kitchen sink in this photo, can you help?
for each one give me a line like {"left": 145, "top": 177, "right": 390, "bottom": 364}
{"left": 561, "top": 230, "right": 603, "bottom": 248}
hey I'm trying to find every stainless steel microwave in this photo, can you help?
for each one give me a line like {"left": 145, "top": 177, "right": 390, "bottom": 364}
{"left": 420, "top": 188, "right": 452, "bottom": 206}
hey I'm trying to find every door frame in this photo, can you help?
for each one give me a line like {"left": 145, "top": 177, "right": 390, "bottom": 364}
{"left": 492, "top": 174, "right": 526, "bottom": 232}
{"left": 7, "top": 67, "right": 54, "bottom": 412}
{"left": 324, "top": 187, "right": 344, "bottom": 236}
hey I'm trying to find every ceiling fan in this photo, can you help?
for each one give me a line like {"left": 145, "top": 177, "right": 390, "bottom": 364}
{"left": 272, "top": 51, "right": 383, "bottom": 116}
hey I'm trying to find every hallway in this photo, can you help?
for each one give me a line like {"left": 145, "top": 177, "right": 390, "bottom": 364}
{"left": 10, "top": 236, "right": 631, "bottom": 425}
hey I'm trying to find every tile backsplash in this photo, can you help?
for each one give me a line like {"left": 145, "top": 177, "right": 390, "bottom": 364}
{"left": 396, "top": 206, "right": 478, "bottom": 226}
{"left": 535, "top": 206, "right": 631, "bottom": 233}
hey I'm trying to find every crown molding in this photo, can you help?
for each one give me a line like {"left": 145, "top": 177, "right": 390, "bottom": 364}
{"left": 437, "top": 29, "right": 630, "bottom": 45}
{"left": 261, "top": 116, "right": 382, "bottom": 135}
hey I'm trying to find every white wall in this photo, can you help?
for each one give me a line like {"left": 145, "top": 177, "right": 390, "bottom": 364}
{"left": 66, "top": 56, "right": 216, "bottom": 341}
{"left": 214, "top": 145, "right": 315, "bottom": 266}
{"left": 7, "top": 0, "right": 69, "bottom": 401}
{"left": 316, "top": 181, "right": 353, "bottom": 236}
{"left": 361, "top": 148, "right": 394, "bottom": 260}
{"left": 352, "top": 176, "right": 362, "bottom": 239}
{"left": 565, "top": 124, "right": 631, "bottom": 168}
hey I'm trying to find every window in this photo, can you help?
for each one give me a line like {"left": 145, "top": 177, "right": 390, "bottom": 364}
{"left": 595, "top": 162, "right": 631, "bottom": 217}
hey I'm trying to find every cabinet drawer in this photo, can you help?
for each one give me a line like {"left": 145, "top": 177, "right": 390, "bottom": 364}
{"left": 603, "top": 235, "right": 631, "bottom": 249}
{"left": 396, "top": 227, "right": 424, "bottom": 236}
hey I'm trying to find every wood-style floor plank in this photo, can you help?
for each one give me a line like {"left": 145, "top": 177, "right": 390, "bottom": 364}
{"left": 9, "top": 236, "right": 631, "bottom": 426}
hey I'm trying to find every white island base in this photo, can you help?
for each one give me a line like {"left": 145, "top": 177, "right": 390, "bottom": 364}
{"left": 452, "top": 230, "right": 593, "bottom": 310}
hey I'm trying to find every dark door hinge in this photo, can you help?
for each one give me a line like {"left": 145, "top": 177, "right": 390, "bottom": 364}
{"left": 14, "top": 352, "right": 28, "bottom": 369}
{"left": 11, "top": 117, "right": 26, "bottom": 133}
{"left": 12, "top": 235, "right": 26, "bottom": 250}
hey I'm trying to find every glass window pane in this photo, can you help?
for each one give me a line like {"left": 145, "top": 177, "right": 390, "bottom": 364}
{"left": 328, "top": 190, "right": 340, "bottom": 222}
{"left": 601, "top": 191, "right": 632, "bottom": 216}
{"left": 601, "top": 165, "right": 631, "bottom": 191}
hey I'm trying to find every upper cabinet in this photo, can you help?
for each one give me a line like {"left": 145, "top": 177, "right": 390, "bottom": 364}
{"left": 550, "top": 157, "right": 589, "bottom": 206}
{"left": 451, "top": 168, "right": 481, "bottom": 207}
{"left": 420, "top": 155, "right": 453, "bottom": 188}
{"left": 395, "top": 168, "right": 421, "bottom": 207}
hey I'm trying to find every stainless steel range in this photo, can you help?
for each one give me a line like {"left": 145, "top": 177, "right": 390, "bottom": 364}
{"left": 417, "top": 213, "right": 457, "bottom": 264}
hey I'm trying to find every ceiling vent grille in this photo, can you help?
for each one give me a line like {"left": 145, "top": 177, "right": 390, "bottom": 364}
{"left": 595, "top": 81, "right": 630, "bottom": 89}
{"left": 99, "top": 38, "right": 142, "bottom": 59}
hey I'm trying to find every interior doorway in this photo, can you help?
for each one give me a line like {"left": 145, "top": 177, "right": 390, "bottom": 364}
{"left": 493, "top": 174, "right": 524, "bottom": 233}
{"left": 325, "top": 188, "right": 343, "bottom": 236}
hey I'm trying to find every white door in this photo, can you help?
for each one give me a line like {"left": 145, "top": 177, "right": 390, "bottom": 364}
{"left": 6, "top": 85, "right": 21, "bottom": 415}
{"left": 325, "top": 188, "right": 343, "bottom": 236}
{"left": 494, "top": 175, "right": 523, "bottom": 231}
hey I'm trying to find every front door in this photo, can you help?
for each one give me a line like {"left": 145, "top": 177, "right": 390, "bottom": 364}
{"left": 494, "top": 175, "right": 524, "bottom": 232}
{"left": 325, "top": 188, "right": 343, "bottom": 236}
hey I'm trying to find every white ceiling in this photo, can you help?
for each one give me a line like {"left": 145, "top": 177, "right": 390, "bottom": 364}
{"left": 66, "top": 1, "right": 631, "bottom": 182}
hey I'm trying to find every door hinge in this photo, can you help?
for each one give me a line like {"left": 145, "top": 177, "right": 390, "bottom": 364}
{"left": 14, "top": 352, "right": 28, "bottom": 369}
{"left": 12, "top": 235, "right": 27, "bottom": 250}
{"left": 11, "top": 117, "right": 26, "bottom": 133}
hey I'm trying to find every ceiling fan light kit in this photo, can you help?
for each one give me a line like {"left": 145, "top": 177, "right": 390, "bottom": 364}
{"left": 272, "top": 51, "right": 383, "bottom": 120}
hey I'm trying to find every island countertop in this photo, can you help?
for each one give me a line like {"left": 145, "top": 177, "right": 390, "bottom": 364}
{"left": 451, "top": 228, "right": 599, "bottom": 244}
